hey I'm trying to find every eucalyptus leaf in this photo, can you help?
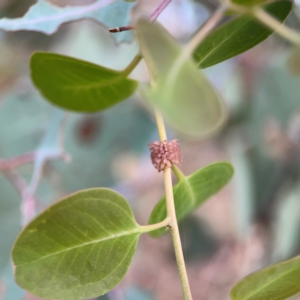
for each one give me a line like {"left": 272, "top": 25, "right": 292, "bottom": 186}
{"left": 149, "top": 162, "right": 234, "bottom": 237}
{"left": 137, "top": 20, "right": 227, "bottom": 139}
{"left": 194, "top": 1, "right": 292, "bottom": 69}
{"left": 0, "top": 0, "right": 135, "bottom": 43}
{"left": 12, "top": 188, "right": 142, "bottom": 299}
{"left": 31, "top": 52, "right": 138, "bottom": 112}
{"left": 230, "top": 256, "right": 300, "bottom": 300}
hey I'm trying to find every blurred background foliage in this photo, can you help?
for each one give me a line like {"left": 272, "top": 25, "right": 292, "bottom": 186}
{"left": 1, "top": 0, "right": 300, "bottom": 299}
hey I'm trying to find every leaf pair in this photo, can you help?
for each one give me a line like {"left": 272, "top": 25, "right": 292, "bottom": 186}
{"left": 12, "top": 162, "right": 234, "bottom": 299}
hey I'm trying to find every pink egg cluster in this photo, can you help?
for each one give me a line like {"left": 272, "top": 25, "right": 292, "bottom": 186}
{"left": 148, "top": 139, "right": 182, "bottom": 172}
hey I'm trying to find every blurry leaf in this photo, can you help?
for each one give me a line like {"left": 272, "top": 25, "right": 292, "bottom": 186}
{"left": 287, "top": 46, "right": 300, "bottom": 77}
{"left": 12, "top": 188, "right": 142, "bottom": 299}
{"left": 227, "top": 135, "right": 254, "bottom": 237}
{"left": 194, "top": 1, "right": 292, "bottom": 69}
{"left": 248, "top": 60, "right": 300, "bottom": 211}
{"left": 137, "top": 20, "right": 226, "bottom": 139}
{"left": 149, "top": 162, "right": 234, "bottom": 237}
{"left": 30, "top": 109, "right": 65, "bottom": 190}
{"left": 0, "top": 0, "right": 136, "bottom": 43}
{"left": 230, "top": 256, "right": 300, "bottom": 300}
{"left": 31, "top": 52, "right": 138, "bottom": 112}
{"left": 271, "top": 182, "right": 300, "bottom": 261}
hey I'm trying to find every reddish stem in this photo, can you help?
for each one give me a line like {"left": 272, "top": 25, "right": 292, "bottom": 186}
{"left": 0, "top": 152, "right": 35, "bottom": 170}
{"left": 149, "top": 0, "right": 172, "bottom": 21}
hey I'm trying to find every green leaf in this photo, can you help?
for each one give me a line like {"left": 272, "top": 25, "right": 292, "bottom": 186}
{"left": 149, "top": 162, "right": 234, "bottom": 237}
{"left": 12, "top": 188, "right": 141, "bottom": 299}
{"left": 230, "top": 0, "right": 268, "bottom": 7}
{"left": 137, "top": 20, "right": 227, "bottom": 138}
{"left": 230, "top": 256, "right": 300, "bottom": 300}
{"left": 194, "top": 1, "right": 292, "bottom": 69}
{"left": 0, "top": 0, "right": 136, "bottom": 43}
{"left": 31, "top": 52, "right": 138, "bottom": 113}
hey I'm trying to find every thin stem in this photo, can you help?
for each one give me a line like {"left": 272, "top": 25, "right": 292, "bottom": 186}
{"left": 3, "top": 169, "right": 28, "bottom": 195}
{"left": 187, "top": 4, "right": 227, "bottom": 55}
{"left": 0, "top": 152, "right": 35, "bottom": 170}
{"left": 164, "top": 168, "right": 193, "bottom": 300}
{"left": 2, "top": 169, "right": 36, "bottom": 225}
{"left": 172, "top": 165, "right": 186, "bottom": 181}
{"left": 123, "top": 54, "right": 142, "bottom": 76}
{"left": 252, "top": 6, "right": 300, "bottom": 45}
{"left": 154, "top": 108, "right": 167, "bottom": 141}
{"left": 109, "top": 25, "right": 134, "bottom": 33}
{"left": 139, "top": 217, "right": 170, "bottom": 233}
{"left": 154, "top": 108, "right": 193, "bottom": 300}
{"left": 149, "top": 0, "right": 172, "bottom": 21}
{"left": 168, "top": 4, "right": 226, "bottom": 87}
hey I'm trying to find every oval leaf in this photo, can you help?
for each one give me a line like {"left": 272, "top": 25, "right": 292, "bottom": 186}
{"left": 12, "top": 188, "right": 141, "bottom": 299}
{"left": 194, "top": 1, "right": 292, "bottom": 69}
{"left": 149, "top": 162, "right": 234, "bottom": 237}
{"left": 137, "top": 20, "right": 227, "bottom": 139}
{"left": 231, "top": 256, "right": 300, "bottom": 300}
{"left": 31, "top": 52, "right": 138, "bottom": 112}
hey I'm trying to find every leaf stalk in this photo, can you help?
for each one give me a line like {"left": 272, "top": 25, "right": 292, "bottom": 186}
{"left": 123, "top": 54, "right": 142, "bottom": 76}
{"left": 139, "top": 217, "right": 170, "bottom": 233}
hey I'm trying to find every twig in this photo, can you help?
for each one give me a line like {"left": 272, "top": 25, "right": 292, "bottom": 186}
{"left": 109, "top": 25, "right": 134, "bottom": 33}
{"left": 0, "top": 111, "right": 70, "bottom": 226}
{"left": 3, "top": 169, "right": 28, "bottom": 195}
{"left": 109, "top": 0, "right": 172, "bottom": 33}
{"left": 1, "top": 168, "right": 36, "bottom": 225}
{"left": 154, "top": 108, "right": 193, "bottom": 300}
{"left": 149, "top": 0, "right": 172, "bottom": 21}
{"left": 0, "top": 152, "right": 35, "bottom": 170}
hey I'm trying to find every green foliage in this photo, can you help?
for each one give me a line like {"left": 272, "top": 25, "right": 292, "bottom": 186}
{"left": 4, "top": 0, "right": 296, "bottom": 298}
{"left": 0, "top": 0, "right": 136, "bottom": 43}
{"left": 12, "top": 188, "right": 141, "bottom": 299}
{"left": 149, "top": 162, "right": 234, "bottom": 237}
{"left": 194, "top": 1, "right": 292, "bottom": 68}
{"left": 230, "top": 256, "right": 300, "bottom": 300}
{"left": 230, "top": 0, "right": 267, "bottom": 7}
{"left": 31, "top": 52, "right": 138, "bottom": 113}
{"left": 137, "top": 20, "right": 227, "bottom": 138}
